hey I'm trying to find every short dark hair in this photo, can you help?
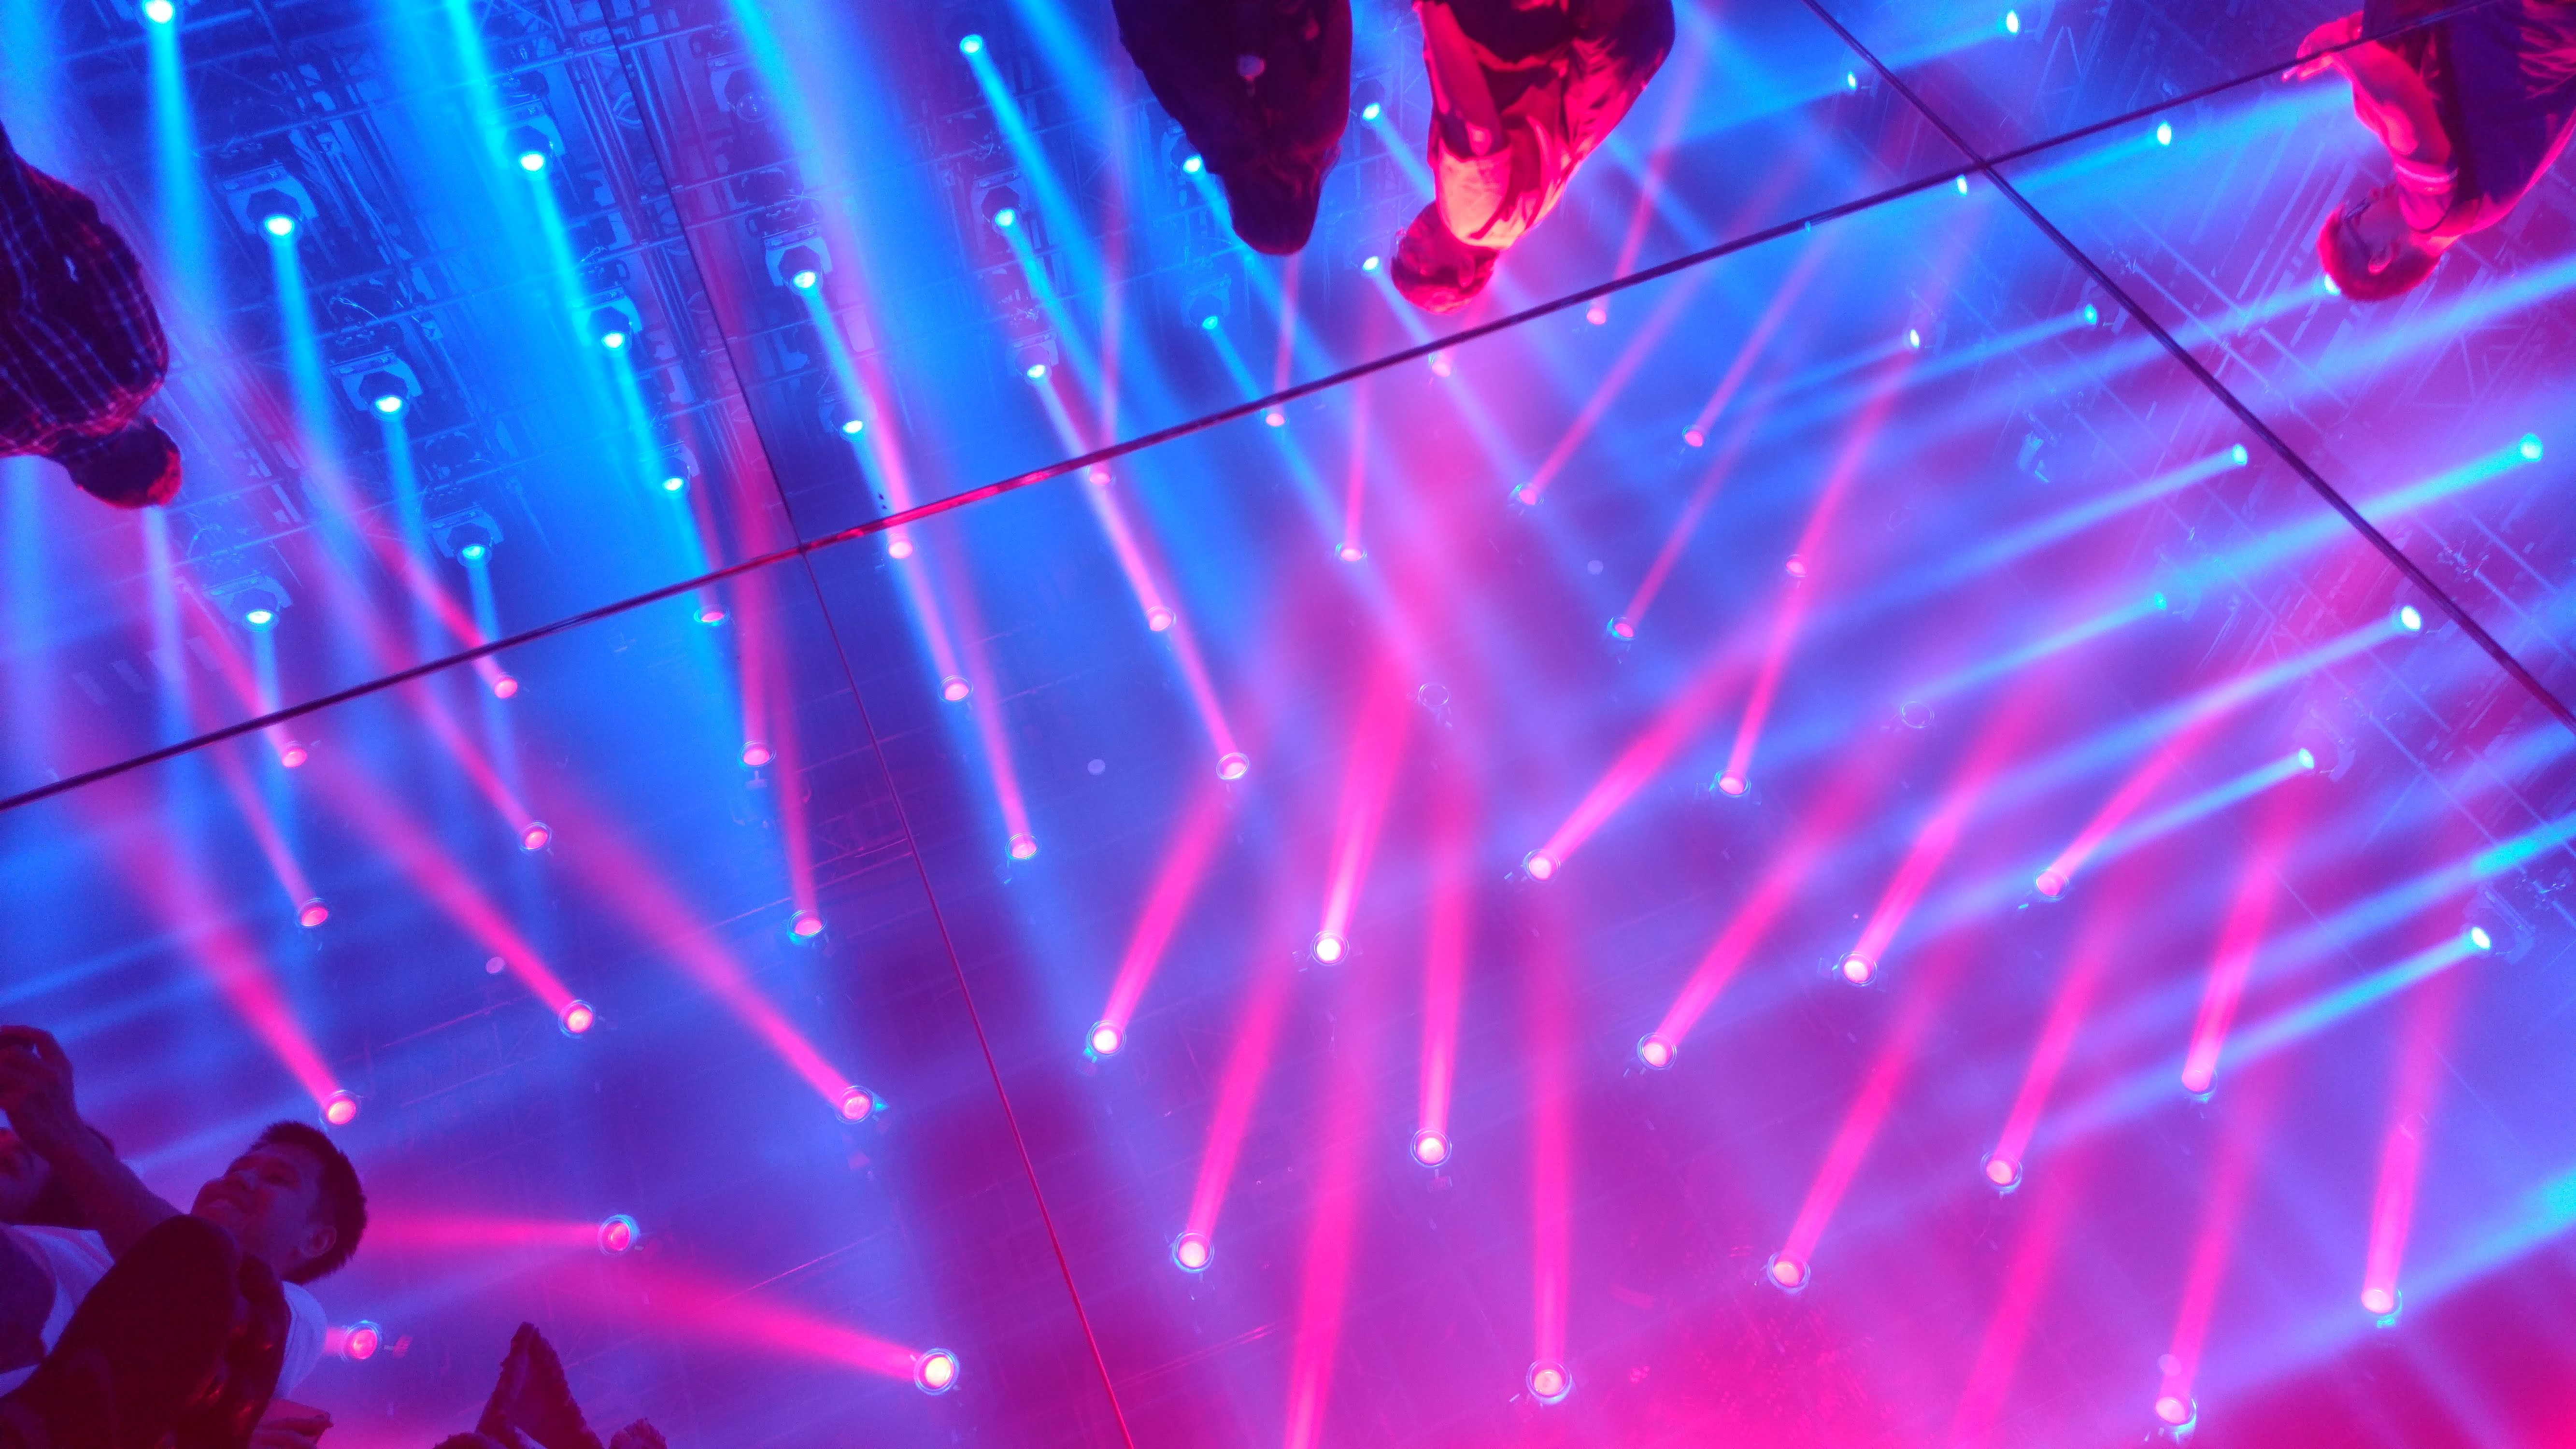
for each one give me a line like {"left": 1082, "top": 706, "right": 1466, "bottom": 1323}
{"left": 256, "top": 1121, "right": 366, "bottom": 1283}
{"left": 53, "top": 420, "right": 181, "bottom": 508}
{"left": 1392, "top": 204, "right": 1499, "bottom": 314}
{"left": 2318, "top": 202, "right": 2439, "bottom": 302}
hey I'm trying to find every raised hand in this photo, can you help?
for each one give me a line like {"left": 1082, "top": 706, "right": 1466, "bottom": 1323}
{"left": 2286, "top": 12, "right": 2364, "bottom": 81}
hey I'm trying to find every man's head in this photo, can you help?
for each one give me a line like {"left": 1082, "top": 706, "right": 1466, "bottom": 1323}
{"left": 1392, "top": 204, "right": 1499, "bottom": 314}
{"left": 2319, "top": 192, "right": 2442, "bottom": 302}
{"left": 50, "top": 420, "right": 181, "bottom": 508}
{"left": 189, "top": 1122, "right": 366, "bottom": 1284}
{"left": 1220, "top": 150, "right": 1334, "bottom": 256}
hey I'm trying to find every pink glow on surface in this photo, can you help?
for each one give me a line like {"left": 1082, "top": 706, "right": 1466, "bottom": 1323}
{"left": 1181, "top": 958, "right": 1293, "bottom": 1251}
{"left": 1097, "top": 794, "right": 1230, "bottom": 1041}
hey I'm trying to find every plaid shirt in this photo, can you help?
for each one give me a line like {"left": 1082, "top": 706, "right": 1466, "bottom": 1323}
{"left": 0, "top": 121, "right": 170, "bottom": 461}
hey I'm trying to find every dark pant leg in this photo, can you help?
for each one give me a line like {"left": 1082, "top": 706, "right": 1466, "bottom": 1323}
{"left": 0, "top": 1217, "right": 283, "bottom": 1449}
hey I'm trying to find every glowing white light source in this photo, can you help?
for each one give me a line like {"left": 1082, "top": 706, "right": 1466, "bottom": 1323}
{"left": 299, "top": 899, "right": 330, "bottom": 929}
{"left": 790, "top": 911, "right": 823, "bottom": 940}
{"left": 1637, "top": 1035, "right": 1675, "bottom": 1070}
{"left": 1984, "top": 1155, "right": 2021, "bottom": 1190}
{"left": 262, "top": 213, "right": 296, "bottom": 237}
{"left": 2154, "top": 1394, "right": 2193, "bottom": 1426}
{"left": 2230, "top": 443, "right": 2250, "bottom": 465}
{"left": 2519, "top": 433, "right": 2544, "bottom": 460}
{"left": 1428, "top": 350, "right": 1452, "bottom": 377}
{"left": 1527, "top": 1361, "right": 1571, "bottom": 1404}
{"left": 2467, "top": 924, "right": 2494, "bottom": 952}
{"left": 560, "top": 1000, "right": 596, "bottom": 1036}
{"left": 2396, "top": 604, "right": 2424, "bottom": 633}
{"left": 742, "top": 741, "right": 773, "bottom": 767}
{"left": 1312, "top": 931, "right": 1346, "bottom": 964}
{"left": 838, "top": 418, "right": 865, "bottom": 437}
{"left": 914, "top": 1350, "right": 959, "bottom": 1394}
{"left": 337, "top": 1321, "right": 381, "bottom": 1360}
{"left": 1607, "top": 617, "right": 1635, "bottom": 640}
{"left": 839, "top": 1086, "right": 876, "bottom": 1122}
{"left": 1337, "top": 542, "right": 1366, "bottom": 562}
{"left": 1181, "top": 154, "right": 1203, "bottom": 174}
{"left": 492, "top": 675, "right": 520, "bottom": 698}
{"left": 1088, "top": 1022, "right": 1123, "bottom": 1058}
{"left": 1839, "top": 953, "right": 1874, "bottom": 984}
{"left": 1147, "top": 606, "right": 1175, "bottom": 631}
{"left": 2004, "top": 9, "right": 2020, "bottom": 32}
{"left": 1024, "top": 362, "right": 1048, "bottom": 380}
{"left": 323, "top": 1091, "right": 359, "bottom": 1126}
{"left": 517, "top": 149, "right": 548, "bottom": 172}
{"left": 2361, "top": 1285, "right": 2397, "bottom": 1316}
{"left": 460, "top": 542, "right": 488, "bottom": 563}
{"left": 1953, "top": 175, "right": 1969, "bottom": 195}
{"left": 1844, "top": 71, "right": 1858, "bottom": 89}
{"left": 2323, "top": 273, "right": 2342, "bottom": 295}
{"left": 1767, "top": 1255, "right": 1807, "bottom": 1291}
{"left": 519, "top": 821, "right": 552, "bottom": 852}
{"left": 1585, "top": 301, "right": 1608, "bottom": 325}
{"left": 1411, "top": 1129, "right": 1449, "bottom": 1166}
{"left": 791, "top": 268, "right": 818, "bottom": 290}
{"left": 244, "top": 607, "right": 276, "bottom": 627}
{"left": 1523, "top": 851, "right": 1557, "bottom": 881}
{"left": 598, "top": 1215, "right": 638, "bottom": 1253}
{"left": 1683, "top": 427, "right": 1706, "bottom": 447}
{"left": 661, "top": 474, "right": 686, "bottom": 492}
{"left": 1172, "top": 1232, "right": 1212, "bottom": 1272}
{"left": 941, "top": 675, "right": 971, "bottom": 702}
{"left": 2295, "top": 747, "right": 2318, "bottom": 772}
{"left": 2082, "top": 303, "right": 2099, "bottom": 326}
{"left": 992, "top": 206, "right": 1017, "bottom": 229}
{"left": 1361, "top": 254, "right": 1381, "bottom": 271}
{"left": 372, "top": 393, "right": 405, "bottom": 415}
{"left": 957, "top": 33, "right": 983, "bottom": 54}
{"left": 1199, "top": 314, "right": 1220, "bottom": 331}
{"left": 1361, "top": 101, "right": 1383, "bottom": 121}
{"left": 1716, "top": 774, "right": 1746, "bottom": 796}
{"left": 279, "top": 743, "right": 309, "bottom": 768}
{"left": 1907, "top": 327, "right": 1924, "bottom": 348}
{"left": 599, "top": 330, "right": 626, "bottom": 350}
{"left": 2034, "top": 870, "right": 2066, "bottom": 899}
{"left": 1217, "top": 751, "right": 1251, "bottom": 780}
{"left": 143, "top": 0, "right": 175, "bottom": 20}
{"left": 1009, "top": 833, "right": 1039, "bottom": 861}
{"left": 887, "top": 535, "right": 913, "bottom": 559}
{"left": 2155, "top": 121, "right": 2174, "bottom": 146}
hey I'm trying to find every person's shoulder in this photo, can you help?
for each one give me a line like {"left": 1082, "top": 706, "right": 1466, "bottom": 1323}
{"left": 10, "top": 1227, "right": 109, "bottom": 1264}
{"left": 281, "top": 1277, "right": 323, "bottom": 1322}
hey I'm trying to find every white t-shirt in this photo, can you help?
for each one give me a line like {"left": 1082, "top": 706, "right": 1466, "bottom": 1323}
{"left": 0, "top": 1226, "right": 324, "bottom": 1398}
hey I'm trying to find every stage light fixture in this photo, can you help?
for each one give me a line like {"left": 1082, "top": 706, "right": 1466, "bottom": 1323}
{"left": 1217, "top": 751, "right": 1251, "bottom": 780}
{"left": 261, "top": 212, "right": 295, "bottom": 237}
{"left": 1312, "top": 931, "right": 1347, "bottom": 964}
{"left": 1009, "top": 833, "right": 1039, "bottom": 861}
{"left": 2467, "top": 924, "right": 2493, "bottom": 952}
{"left": 2361, "top": 1285, "right": 2397, "bottom": 1317}
{"left": 491, "top": 676, "right": 520, "bottom": 699}
{"left": 2153, "top": 1394, "right": 2194, "bottom": 1427}
{"left": 941, "top": 675, "right": 971, "bottom": 702}
{"left": 2395, "top": 604, "right": 2424, "bottom": 633}
{"left": 1527, "top": 1362, "right": 1571, "bottom": 1404}
{"left": 1682, "top": 427, "right": 1705, "bottom": 446}
{"left": 560, "top": 1000, "right": 596, "bottom": 1036}
{"left": 1785, "top": 555, "right": 1807, "bottom": 577}
{"left": 1716, "top": 773, "right": 1746, "bottom": 796}
{"left": 1147, "top": 606, "right": 1176, "bottom": 632}
{"left": 1523, "top": 851, "right": 1557, "bottom": 881}
{"left": 839, "top": 1086, "right": 876, "bottom": 1122}
{"left": 1361, "top": 254, "right": 1381, "bottom": 271}
{"left": 1181, "top": 153, "right": 1204, "bottom": 174}
{"left": 2155, "top": 121, "right": 2174, "bottom": 146}
{"left": 1907, "top": 326, "right": 1924, "bottom": 347}
{"left": 1265, "top": 408, "right": 1285, "bottom": 427}
{"left": 697, "top": 605, "right": 726, "bottom": 625}
{"left": 2520, "top": 433, "right": 2543, "bottom": 460}
{"left": 506, "top": 124, "right": 555, "bottom": 173}
{"left": 914, "top": 1350, "right": 960, "bottom": 1394}
{"left": 339, "top": 1321, "right": 381, "bottom": 1360}
{"left": 1087, "top": 1022, "right": 1123, "bottom": 1058}
{"left": 1844, "top": 71, "right": 1859, "bottom": 89}
{"left": 1838, "top": 953, "right": 1874, "bottom": 984}
{"left": 1766, "top": 1255, "right": 1807, "bottom": 1292}
{"left": 279, "top": 743, "right": 309, "bottom": 768}
{"left": 1411, "top": 1129, "right": 1450, "bottom": 1166}
{"left": 2004, "top": 9, "right": 2020, "bottom": 31}
{"left": 790, "top": 910, "right": 823, "bottom": 940}
{"left": 957, "top": 32, "right": 983, "bottom": 54}
{"left": 1607, "top": 617, "right": 1635, "bottom": 640}
{"left": 459, "top": 542, "right": 487, "bottom": 563}
{"left": 299, "top": 899, "right": 329, "bottom": 929}
{"left": 1172, "top": 1232, "right": 1212, "bottom": 1272}
{"left": 742, "top": 741, "right": 772, "bottom": 767}
{"left": 1338, "top": 542, "right": 1366, "bottom": 562}
{"left": 519, "top": 822, "right": 552, "bottom": 852}
{"left": 2082, "top": 303, "right": 2100, "bottom": 326}
{"left": 981, "top": 184, "right": 1023, "bottom": 233}
{"left": 1637, "top": 1034, "right": 1675, "bottom": 1069}
{"left": 1983, "top": 1155, "right": 2021, "bottom": 1191}
{"left": 598, "top": 1215, "right": 638, "bottom": 1253}
{"left": 887, "top": 534, "right": 913, "bottom": 558}
{"left": 323, "top": 1091, "right": 359, "bottom": 1127}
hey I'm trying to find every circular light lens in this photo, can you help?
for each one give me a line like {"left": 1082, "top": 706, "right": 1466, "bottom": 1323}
{"left": 598, "top": 1215, "right": 638, "bottom": 1253}
{"left": 1637, "top": 1035, "right": 1674, "bottom": 1070}
{"left": 262, "top": 213, "right": 295, "bottom": 237}
{"left": 790, "top": 911, "right": 823, "bottom": 939}
{"left": 1312, "top": 931, "right": 1345, "bottom": 964}
{"left": 520, "top": 822, "right": 551, "bottom": 852}
{"left": 915, "top": 1350, "right": 959, "bottom": 1394}
{"left": 299, "top": 900, "right": 329, "bottom": 929}
{"left": 1172, "top": 1233, "right": 1211, "bottom": 1272}
{"left": 323, "top": 1091, "right": 359, "bottom": 1126}
{"left": 517, "top": 150, "right": 547, "bottom": 172}
{"left": 1527, "top": 1361, "right": 1570, "bottom": 1404}
{"left": 942, "top": 676, "right": 971, "bottom": 702}
{"left": 1088, "top": 1022, "right": 1123, "bottom": 1057}
{"left": 1009, "top": 833, "right": 1039, "bottom": 861}
{"left": 1523, "top": 851, "right": 1557, "bottom": 881}
{"left": 1411, "top": 1129, "right": 1449, "bottom": 1166}
{"left": 839, "top": 1087, "right": 875, "bottom": 1122}
{"left": 560, "top": 1001, "right": 596, "bottom": 1035}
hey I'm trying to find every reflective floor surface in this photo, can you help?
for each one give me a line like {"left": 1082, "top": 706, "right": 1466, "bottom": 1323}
{"left": 6, "top": 1, "right": 2576, "bottom": 1446}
